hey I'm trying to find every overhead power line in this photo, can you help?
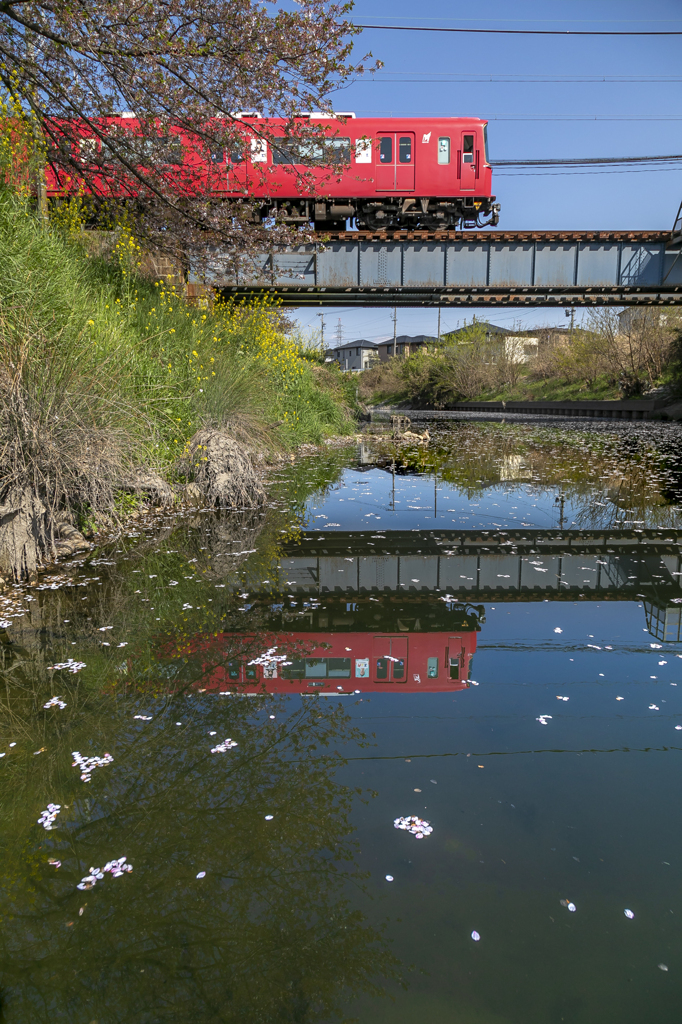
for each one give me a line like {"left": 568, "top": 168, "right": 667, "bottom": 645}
{"left": 360, "top": 74, "right": 682, "bottom": 83}
{"left": 491, "top": 154, "right": 682, "bottom": 167}
{"left": 353, "top": 24, "right": 682, "bottom": 36}
{"left": 353, "top": 112, "right": 682, "bottom": 121}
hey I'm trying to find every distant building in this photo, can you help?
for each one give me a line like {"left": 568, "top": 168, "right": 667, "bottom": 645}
{"left": 504, "top": 336, "right": 539, "bottom": 363}
{"left": 327, "top": 339, "right": 380, "bottom": 371}
{"left": 376, "top": 335, "right": 438, "bottom": 361}
{"left": 445, "top": 321, "right": 538, "bottom": 363}
{"left": 445, "top": 321, "right": 512, "bottom": 342}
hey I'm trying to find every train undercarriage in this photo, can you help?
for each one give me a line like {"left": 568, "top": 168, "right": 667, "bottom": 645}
{"left": 261, "top": 196, "right": 501, "bottom": 232}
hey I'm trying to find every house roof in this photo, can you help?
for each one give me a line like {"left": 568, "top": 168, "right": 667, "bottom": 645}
{"left": 446, "top": 321, "right": 513, "bottom": 338}
{"left": 328, "top": 339, "right": 379, "bottom": 352}
{"left": 378, "top": 334, "right": 438, "bottom": 346}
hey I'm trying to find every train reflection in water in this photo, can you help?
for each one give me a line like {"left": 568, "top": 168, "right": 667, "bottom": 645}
{"left": 205, "top": 594, "right": 483, "bottom": 695}
{"left": 193, "top": 526, "right": 682, "bottom": 696}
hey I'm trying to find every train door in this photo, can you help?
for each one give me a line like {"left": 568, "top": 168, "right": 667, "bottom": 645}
{"left": 372, "top": 636, "right": 408, "bottom": 681}
{"left": 459, "top": 131, "right": 476, "bottom": 191}
{"left": 377, "top": 134, "right": 395, "bottom": 190}
{"left": 447, "top": 638, "right": 465, "bottom": 681}
{"left": 376, "top": 132, "right": 415, "bottom": 191}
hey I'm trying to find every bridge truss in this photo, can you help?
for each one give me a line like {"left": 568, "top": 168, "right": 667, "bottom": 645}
{"left": 189, "top": 229, "right": 682, "bottom": 307}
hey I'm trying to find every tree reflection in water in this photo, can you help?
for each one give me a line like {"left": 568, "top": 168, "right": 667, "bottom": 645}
{"left": 0, "top": 675, "right": 401, "bottom": 1023}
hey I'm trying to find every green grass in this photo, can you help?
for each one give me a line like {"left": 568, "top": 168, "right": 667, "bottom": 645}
{"left": 475, "top": 372, "right": 622, "bottom": 403}
{"left": 0, "top": 187, "right": 353, "bottom": 487}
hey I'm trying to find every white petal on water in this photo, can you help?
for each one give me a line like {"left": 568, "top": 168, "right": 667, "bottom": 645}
{"left": 264, "top": 814, "right": 274, "bottom": 820}
{"left": 385, "top": 875, "right": 394, "bottom": 881}
{"left": 196, "top": 871, "right": 206, "bottom": 878}
{"left": 471, "top": 930, "right": 481, "bottom": 941}
{"left": 624, "top": 909, "right": 635, "bottom": 919}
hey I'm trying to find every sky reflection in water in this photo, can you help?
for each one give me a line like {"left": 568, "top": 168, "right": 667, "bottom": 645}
{"left": 1, "top": 422, "right": 682, "bottom": 1024}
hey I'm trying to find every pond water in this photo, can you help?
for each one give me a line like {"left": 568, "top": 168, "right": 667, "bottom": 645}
{"left": 2, "top": 421, "right": 682, "bottom": 1023}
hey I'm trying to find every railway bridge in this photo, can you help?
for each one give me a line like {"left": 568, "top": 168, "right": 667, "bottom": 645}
{"left": 191, "top": 228, "right": 682, "bottom": 307}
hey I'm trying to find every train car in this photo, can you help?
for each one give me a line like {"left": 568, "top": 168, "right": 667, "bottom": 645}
{"left": 199, "top": 626, "right": 478, "bottom": 695}
{"left": 44, "top": 113, "right": 499, "bottom": 231}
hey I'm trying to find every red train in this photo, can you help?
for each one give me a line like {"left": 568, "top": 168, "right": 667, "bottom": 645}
{"left": 45, "top": 113, "right": 499, "bottom": 231}
{"left": 202, "top": 628, "right": 478, "bottom": 695}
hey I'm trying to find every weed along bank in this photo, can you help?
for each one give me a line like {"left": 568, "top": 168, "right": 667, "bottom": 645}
{"left": 0, "top": 189, "right": 356, "bottom": 583}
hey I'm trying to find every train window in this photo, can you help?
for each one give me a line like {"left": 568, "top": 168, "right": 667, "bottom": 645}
{"left": 297, "top": 139, "right": 325, "bottom": 163}
{"left": 379, "top": 136, "right": 392, "bottom": 163}
{"left": 78, "top": 138, "right": 98, "bottom": 162}
{"left": 375, "top": 657, "right": 389, "bottom": 679}
{"left": 449, "top": 656, "right": 460, "bottom": 680}
{"left": 327, "top": 137, "right": 351, "bottom": 164}
{"left": 462, "top": 135, "right": 474, "bottom": 163}
{"left": 284, "top": 658, "right": 306, "bottom": 678}
{"left": 327, "top": 658, "right": 351, "bottom": 678}
{"left": 281, "top": 657, "right": 350, "bottom": 679}
{"left": 483, "top": 124, "right": 489, "bottom": 163}
{"left": 305, "top": 658, "right": 328, "bottom": 678}
{"left": 393, "top": 658, "right": 405, "bottom": 680}
{"left": 48, "top": 137, "right": 71, "bottom": 161}
{"left": 245, "top": 664, "right": 258, "bottom": 680}
{"left": 272, "top": 139, "right": 299, "bottom": 164}
{"left": 437, "top": 137, "right": 450, "bottom": 165}
{"left": 228, "top": 147, "right": 244, "bottom": 163}
{"left": 227, "top": 660, "right": 241, "bottom": 680}
{"left": 427, "top": 657, "right": 439, "bottom": 678}
{"left": 106, "top": 135, "right": 183, "bottom": 166}
{"left": 210, "top": 149, "right": 225, "bottom": 163}
{"left": 399, "top": 136, "right": 412, "bottom": 163}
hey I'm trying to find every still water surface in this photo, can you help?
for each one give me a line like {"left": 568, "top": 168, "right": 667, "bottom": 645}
{"left": 2, "top": 422, "right": 682, "bottom": 1023}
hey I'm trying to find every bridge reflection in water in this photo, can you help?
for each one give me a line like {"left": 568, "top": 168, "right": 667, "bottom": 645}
{"left": 204, "top": 527, "right": 682, "bottom": 696}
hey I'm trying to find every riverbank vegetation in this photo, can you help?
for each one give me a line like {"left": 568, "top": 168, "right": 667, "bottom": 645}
{"left": 359, "top": 313, "right": 682, "bottom": 408}
{"left": 0, "top": 187, "right": 354, "bottom": 581}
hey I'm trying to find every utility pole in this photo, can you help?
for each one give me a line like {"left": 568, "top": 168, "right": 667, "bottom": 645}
{"left": 565, "top": 307, "right": 575, "bottom": 342}
{"left": 392, "top": 307, "right": 397, "bottom": 358}
{"left": 437, "top": 306, "right": 441, "bottom": 345}
{"left": 335, "top": 317, "right": 343, "bottom": 346}
{"left": 316, "top": 312, "right": 326, "bottom": 352}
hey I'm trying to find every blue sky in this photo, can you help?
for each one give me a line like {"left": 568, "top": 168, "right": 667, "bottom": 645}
{"left": 292, "top": 0, "right": 682, "bottom": 342}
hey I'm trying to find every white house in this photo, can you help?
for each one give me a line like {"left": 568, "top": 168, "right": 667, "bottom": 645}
{"left": 327, "top": 339, "right": 380, "bottom": 371}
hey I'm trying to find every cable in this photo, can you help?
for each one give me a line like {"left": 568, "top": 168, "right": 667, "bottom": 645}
{"left": 492, "top": 154, "right": 682, "bottom": 166}
{"left": 351, "top": 114, "right": 682, "bottom": 121}
{"left": 353, "top": 24, "right": 682, "bottom": 36}
{"left": 494, "top": 166, "right": 682, "bottom": 176}
{"left": 359, "top": 75, "right": 682, "bottom": 83}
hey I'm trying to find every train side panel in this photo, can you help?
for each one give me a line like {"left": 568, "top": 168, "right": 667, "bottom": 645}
{"left": 203, "top": 629, "right": 478, "bottom": 694}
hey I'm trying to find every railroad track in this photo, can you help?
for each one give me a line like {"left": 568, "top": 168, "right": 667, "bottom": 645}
{"left": 312, "top": 229, "right": 673, "bottom": 244}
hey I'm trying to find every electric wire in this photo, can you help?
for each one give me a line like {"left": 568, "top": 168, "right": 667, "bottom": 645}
{"left": 353, "top": 23, "right": 682, "bottom": 36}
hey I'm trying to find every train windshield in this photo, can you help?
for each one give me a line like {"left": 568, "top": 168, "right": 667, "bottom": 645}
{"left": 483, "top": 123, "right": 489, "bottom": 163}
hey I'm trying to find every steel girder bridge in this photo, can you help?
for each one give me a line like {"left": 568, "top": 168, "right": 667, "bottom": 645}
{"left": 189, "top": 227, "right": 682, "bottom": 308}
